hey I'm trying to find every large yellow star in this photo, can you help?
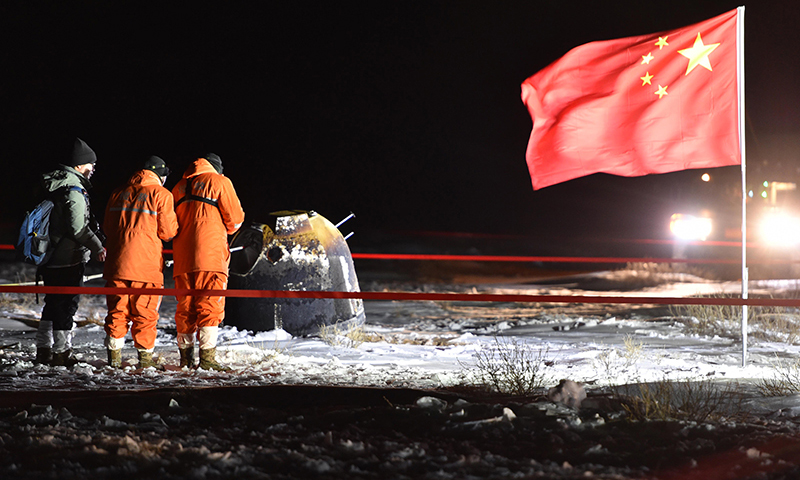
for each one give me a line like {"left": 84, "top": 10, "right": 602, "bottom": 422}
{"left": 678, "top": 33, "right": 720, "bottom": 75}
{"left": 640, "top": 72, "right": 653, "bottom": 86}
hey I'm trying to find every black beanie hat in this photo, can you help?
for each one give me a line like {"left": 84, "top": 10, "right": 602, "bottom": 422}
{"left": 143, "top": 155, "right": 170, "bottom": 177}
{"left": 205, "top": 153, "right": 223, "bottom": 174}
{"left": 70, "top": 138, "right": 97, "bottom": 166}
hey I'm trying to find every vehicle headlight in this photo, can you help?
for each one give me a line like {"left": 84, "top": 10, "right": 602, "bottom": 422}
{"left": 760, "top": 212, "right": 800, "bottom": 247}
{"left": 669, "top": 213, "right": 712, "bottom": 241}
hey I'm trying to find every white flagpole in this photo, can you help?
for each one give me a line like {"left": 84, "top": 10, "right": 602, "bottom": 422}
{"left": 737, "top": 6, "right": 748, "bottom": 367}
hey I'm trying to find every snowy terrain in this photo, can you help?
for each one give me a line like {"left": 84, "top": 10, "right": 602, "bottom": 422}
{"left": 2, "top": 260, "right": 800, "bottom": 478}
{"left": 3, "top": 264, "right": 800, "bottom": 397}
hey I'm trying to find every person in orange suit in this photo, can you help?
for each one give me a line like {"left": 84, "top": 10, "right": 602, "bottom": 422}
{"left": 171, "top": 153, "right": 244, "bottom": 370}
{"left": 103, "top": 156, "right": 178, "bottom": 369}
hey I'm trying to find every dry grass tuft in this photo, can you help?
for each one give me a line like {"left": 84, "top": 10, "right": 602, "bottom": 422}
{"left": 624, "top": 262, "right": 718, "bottom": 282}
{"left": 594, "top": 335, "right": 646, "bottom": 379}
{"left": 469, "top": 336, "right": 552, "bottom": 396}
{"left": 245, "top": 339, "right": 286, "bottom": 365}
{"left": 614, "top": 377, "right": 746, "bottom": 423}
{"left": 76, "top": 312, "right": 104, "bottom": 327}
{"left": 0, "top": 293, "right": 35, "bottom": 310}
{"left": 757, "top": 356, "right": 800, "bottom": 396}
{"left": 670, "top": 294, "right": 800, "bottom": 344}
{"left": 381, "top": 334, "right": 458, "bottom": 346}
{"left": 318, "top": 323, "right": 373, "bottom": 349}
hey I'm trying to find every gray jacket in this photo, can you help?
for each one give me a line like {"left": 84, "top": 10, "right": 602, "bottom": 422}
{"left": 40, "top": 165, "right": 104, "bottom": 267}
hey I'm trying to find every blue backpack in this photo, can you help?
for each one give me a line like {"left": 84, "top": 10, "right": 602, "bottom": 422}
{"left": 16, "top": 186, "right": 85, "bottom": 266}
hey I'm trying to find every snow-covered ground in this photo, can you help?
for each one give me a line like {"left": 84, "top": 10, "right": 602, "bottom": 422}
{"left": 2, "top": 264, "right": 800, "bottom": 413}
{"left": 3, "top": 262, "right": 800, "bottom": 479}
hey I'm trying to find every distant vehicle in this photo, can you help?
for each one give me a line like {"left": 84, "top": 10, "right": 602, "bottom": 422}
{"left": 753, "top": 181, "right": 800, "bottom": 247}
{"left": 669, "top": 174, "right": 800, "bottom": 244}
{"left": 667, "top": 172, "right": 800, "bottom": 278}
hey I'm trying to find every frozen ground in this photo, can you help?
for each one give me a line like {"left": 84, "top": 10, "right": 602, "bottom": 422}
{"left": 2, "top": 260, "right": 800, "bottom": 478}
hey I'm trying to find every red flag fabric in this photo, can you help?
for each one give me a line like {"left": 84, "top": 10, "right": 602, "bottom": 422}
{"left": 521, "top": 9, "right": 741, "bottom": 190}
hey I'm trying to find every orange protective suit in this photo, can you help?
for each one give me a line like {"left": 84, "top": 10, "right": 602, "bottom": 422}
{"left": 105, "top": 280, "right": 162, "bottom": 350}
{"left": 171, "top": 158, "right": 244, "bottom": 348}
{"left": 103, "top": 169, "right": 178, "bottom": 350}
{"left": 173, "top": 271, "right": 227, "bottom": 345}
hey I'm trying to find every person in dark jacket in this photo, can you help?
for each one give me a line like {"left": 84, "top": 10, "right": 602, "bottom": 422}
{"left": 35, "top": 138, "right": 106, "bottom": 367}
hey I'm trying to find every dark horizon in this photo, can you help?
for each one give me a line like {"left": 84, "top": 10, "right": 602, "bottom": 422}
{"left": 2, "top": 2, "right": 798, "bottom": 252}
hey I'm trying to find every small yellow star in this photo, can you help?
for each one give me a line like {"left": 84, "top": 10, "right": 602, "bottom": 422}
{"left": 655, "top": 36, "right": 669, "bottom": 49}
{"left": 678, "top": 32, "right": 720, "bottom": 75}
{"left": 641, "top": 52, "right": 655, "bottom": 64}
{"left": 654, "top": 85, "right": 668, "bottom": 99}
{"left": 640, "top": 72, "right": 653, "bottom": 86}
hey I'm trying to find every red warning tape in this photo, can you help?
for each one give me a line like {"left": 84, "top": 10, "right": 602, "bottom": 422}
{"left": 350, "top": 253, "right": 763, "bottom": 264}
{"left": 0, "top": 285, "right": 798, "bottom": 307}
{"left": 0, "top": 244, "right": 789, "bottom": 264}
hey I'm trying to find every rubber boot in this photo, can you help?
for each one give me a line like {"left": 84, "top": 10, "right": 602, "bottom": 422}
{"left": 35, "top": 347, "right": 52, "bottom": 365}
{"left": 51, "top": 349, "right": 78, "bottom": 368}
{"left": 179, "top": 346, "right": 195, "bottom": 368}
{"left": 107, "top": 348, "right": 122, "bottom": 368}
{"left": 138, "top": 350, "right": 159, "bottom": 369}
{"left": 198, "top": 347, "right": 230, "bottom": 372}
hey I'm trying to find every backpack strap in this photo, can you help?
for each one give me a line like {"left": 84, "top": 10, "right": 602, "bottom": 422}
{"left": 51, "top": 185, "right": 87, "bottom": 201}
{"left": 50, "top": 185, "right": 96, "bottom": 246}
{"left": 175, "top": 176, "right": 222, "bottom": 213}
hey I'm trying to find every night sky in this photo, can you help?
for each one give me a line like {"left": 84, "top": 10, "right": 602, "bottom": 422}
{"left": 2, "top": 1, "right": 798, "bottom": 252}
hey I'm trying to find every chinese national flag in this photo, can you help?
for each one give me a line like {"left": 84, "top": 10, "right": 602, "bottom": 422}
{"left": 521, "top": 8, "right": 741, "bottom": 190}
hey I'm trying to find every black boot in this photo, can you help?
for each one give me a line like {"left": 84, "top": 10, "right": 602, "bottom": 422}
{"left": 51, "top": 349, "right": 78, "bottom": 368}
{"left": 138, "top": 350, "right": 164, "bottom": 370}
{"left": 179, "top": 346, "right": 195, "bottom": 368}
{"left": 35, "top": 347, "right": 52, "bottom": 365}
{"left": 107, "top": 348, "right": 122, "bottom": 368}
{"left": 199, "top": 347, "right": 231, "bottom": 372}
